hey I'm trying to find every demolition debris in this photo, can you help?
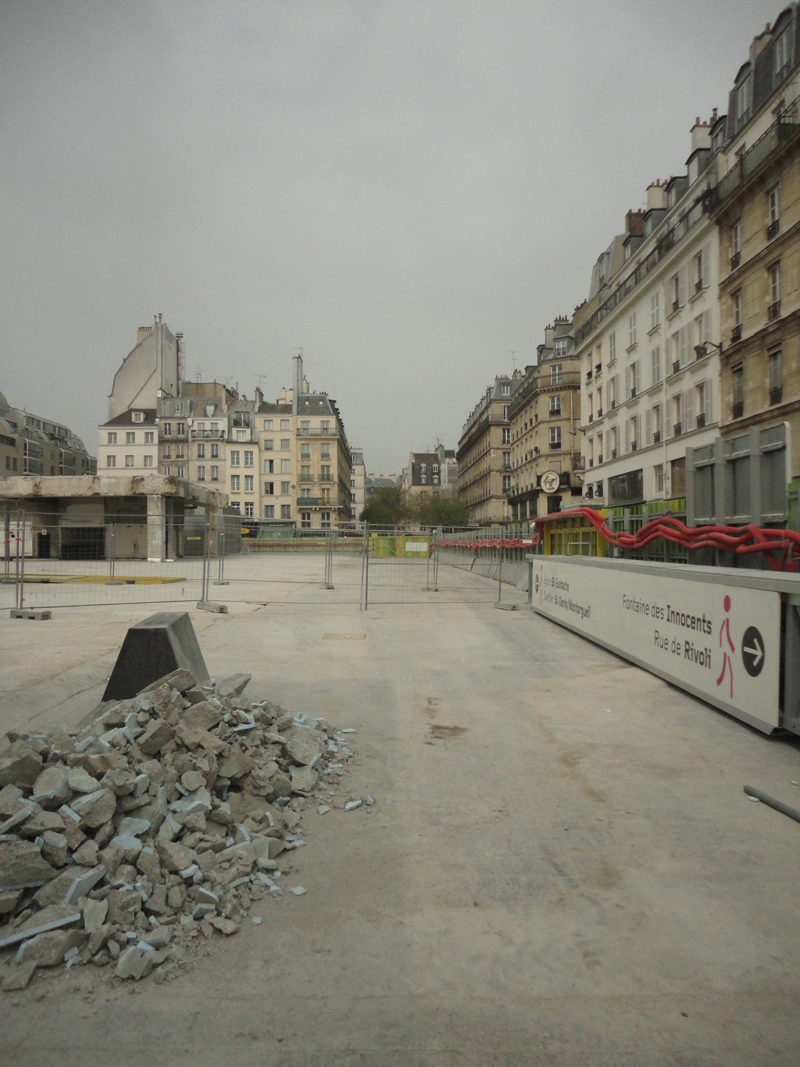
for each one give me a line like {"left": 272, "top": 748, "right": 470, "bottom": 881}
{"left": 0, "top": 668, "right": 366, "bottom": 990}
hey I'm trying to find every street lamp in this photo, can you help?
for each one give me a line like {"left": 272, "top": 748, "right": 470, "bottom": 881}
{"left": 694, "top": 340, "right": 724, "bottom": 360}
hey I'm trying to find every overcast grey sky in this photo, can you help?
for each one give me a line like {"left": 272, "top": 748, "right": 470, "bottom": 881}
{"left": 0, "top": 0, "right": 778, "bottom": 474}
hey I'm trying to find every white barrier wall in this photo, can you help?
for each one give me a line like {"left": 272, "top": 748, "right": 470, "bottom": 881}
{"left": 528, "top": 556, "right": 800, "bottom": 734}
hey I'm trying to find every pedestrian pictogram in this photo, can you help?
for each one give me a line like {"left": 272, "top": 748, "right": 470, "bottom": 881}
{"left": 716, "top": 594, "right": 735, "bottom": 699}
{"left": 741, "top": 625, "right": 765, "bottom": 677}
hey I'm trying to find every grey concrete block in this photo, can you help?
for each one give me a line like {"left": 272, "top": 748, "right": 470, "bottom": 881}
{"left": 103, "top": 612, "right": 209, "bottom": 701}
{"left": 9, "top": 609, "right": 51, "bottom": 621}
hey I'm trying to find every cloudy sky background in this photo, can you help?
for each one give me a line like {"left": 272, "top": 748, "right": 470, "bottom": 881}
{"left": 1, "top": 0, "right": 778, "bottom": 474}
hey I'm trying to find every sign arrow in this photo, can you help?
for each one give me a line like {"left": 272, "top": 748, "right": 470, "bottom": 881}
{"left": 744, "top": 636, "right": 763, "bottom": 667}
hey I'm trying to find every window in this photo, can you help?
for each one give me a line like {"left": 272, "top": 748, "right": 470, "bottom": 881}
{"left": 264, "top": 505, "right": 275, "bottom": 518}
{"left": 280, "top": 459, "right": 291, "bottom": 476}
{"left": 162, "top": 423, "right": 172, "bottom": 437}
{"left": 549, "top": 426, "right": 561, "bottom": 449}
{"left": 210, "top": 443, "right": 219, "bottom": 459}
{"left": 769, "top": 349, "right": 783, "bottom": 405}
{"left": 555, "top": 338, "right": 567, "bottom": 358}
{"left": 608, "top": 332, "right": 616, "bottom": 362}
{"left": 144, "top": 432, "right": 154, "bottom": 444}
{"left": 321, "top": 464, "right": 331, "bottom": 480}
{"left": 231, "top": 475, "right": 240, "bottom": 492}
{"left": 235, "top": 430, "right": 247, "bottom": 441}
{"left": 732, "top": 367, "right": 744, "bottom": 418}
{"left": 132, "top": 411, "right": 144, "bottom": 423}
{"left": 280, "top": 419, "right": 290, "bottom": 431}
{"left": 732, "top": 289, "right": 743, "bottom": 331}
{"left": 502, "top": 451, "right": 511, "bottom": 468}
{"left": 502, "top": 405, "right": 509, "bottom": 419}
{"left": 625, "top": 361, "right": 640, "bottom": 398}
{"left": 143, "top": 455, "right": 153, "bottom": 468}
{"left": 730, "top": 219, "right": 742, "bottom": 267}
{"left": 650, "top": 292, "right": 660, "bottom": 331}
{"left": 263, "top": 438, "right": 274, "bottom": 451}
{"left": 775, "top": 27, "right": 792, "bottom": 83}
{"left": 736, "top": 71, "right": 752, "bottom": 128}
{"left": 628, "top": 313, "right": 637, "bottom": 348}
{"left": 176, "top": 465, "right": 185, "bottom": 479}
{"left": 211, "top": 466, "right": 219, "bottom": 481}
{"left": 301, "top": 464, "right": 311, "bottom": 481}
{"left": 125, "top": 455, "right": 135, "bottom": 468}
{"left": 230, "top": 451, "right": 240, "bottom": 467}
{"left": 319, "top": 444, "right": 330, "bottom": 462}
{"left": 550, "top": 364, "right": 563, "bottom": 385}
{"left": 654, "top": 464, "right": 664, "bottom": 493}
{"left": 300, "top": 486, "right": 311, "bottom": 499}
{"left": 176, "top": 422, "right": 185, "bottom": 436}
{"left": 230, "top": 501, "right": 240, "bottom": 512}
{"left": 300, "top": 420, "right": 310, "bottom": 431}
{"left": 549, "top": 395, "right": 561, "bottom": 415}
{"left": 196, "top": 443, "right": 206, "bottom": 459}
{"left": 301, "top": 512, "right": 311, "bottom": 528}
{"left": 672, "top": 393, "right": 684, "bottom": 435}
{"left": 651, "top": 346, "right": 661, "bottom": 385}
{"left": 502, "top": 475, "right": 511, "bottom": 492}
{"left": 162, "top": 465, "right": 171, "bottom": 476}
{"left": 321, "top": 512, "right": 331, "bottom": 529}
{"left": 107, "top": 432, "right": 117, "bottom": 445}
{"left": 692, "top": 248, "right": 708, "bottom": 293}
{"left": 175, "top": 444, "right": 185, "bottom": 459}
{"left": 244, "top": 450, "right": 254, "bottom": 467}
{"left": 264, "top": 481, "right": 274, "bottom": 495}
{"left": 695, "top": 380, "right": 711, "bottom": 427}
{"left": 264, "top": 459, "right": 274, "bottom": 473}
{"left": 106, "top": 455, "right": 116, "bottom": 467}
{"left": 321, "top": 420, "right": 330, "bottom": 433}
{"left": 281, "top": 481, "right": 290, "bottom": 494}
{"left": 609, "top": 426, "right": 619, "bottom": 458}
{"left": 197, "top": 465, "right": 205, "bottom": 480}
{"left": 669, "top": 269, "right": 685, "bottom": 311}
{"left": 244, "top": 475, "right": 254, "bottom": 493}
{"left": 126, "top": 432, "right": 135, "bottom": 444}
{"left": 502, "top": 427, "right": 510, "bottom": 444}
{"left": 244, "top": 501, "right": 254, "bottom": 517}
{"left": 626, "top": 415, "right": 639, "bottom": 452}
{"left": 300, "top": 443, "right": 311, "bottom": 459}
{"left": 281, "top": 439, "right": 291, "bottom": 450}
{"left": 263, "top": 419, "right": 274, "bottom": 431}
{"left": 500, "top": 383, "right": 511, "bottom": 397}
{"left": 769, "top": 263, "right": 781, "bottom": 318}
{"left": 694, "top": 311, "right": 711, "bottom": 349}
{"left": 768, "top": 185, "right": 781, "bottom": 239}
{"left": 650, "top": 403, "right": 663, "bottom": 443}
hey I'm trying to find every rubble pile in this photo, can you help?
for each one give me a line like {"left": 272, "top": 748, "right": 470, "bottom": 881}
{"left": 0, "top": 668, "right": 360, "bottom": 989}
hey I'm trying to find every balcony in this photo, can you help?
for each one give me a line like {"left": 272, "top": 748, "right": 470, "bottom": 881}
{"left": 672, "top": 360, "right": 681, "bottom": 375}
{"left": 595, "top": 363, "right": 602, "bottom": 376}
{"left": 694, "top": 279, "right": 703, "bottom": 294}
{"left": 653, "top": 430, "right": 661, "bottom": 444}
{"left": 629, "top": 387, "right": 637, "bottom": 399}
{"left": 610, "top": 400, "right": 617, "bottom": 411}
{"left": 630, "top": 441, "right": 638, "bottom": 451}
{"left": 549, "top": 409, "right": 562, "bottom": 419}
{"left": 159, "top": 428, "right": 187, "bottom": 440}
{"left": 731, "top": 324, "right": 743, "bottom": 343}
{"left": 298, "top": 474, "right": 314, "bottom": 483}
{"left": 767, "top": 219, "right": 780, "bottom": 240}
{"left": 548, "top": 441, "right": 562, "bottom": 451}
{"left": 610, "top": 449, "right": 617, "bottom": 459}
{"left": 672, "top": 299, "right": 680, "bottom": 313}
{"left": 572, "top": 455, "right": 585, "bottom": 470}
{"left": 597, "top": 454, "right": 603, "bottom": 464}
{"left": 674, "top": 422, "right": 682, "bottom": 436}
{"left": 586, "top": 371, "right": 593, "bottom": 382}
{"left": 730, "top": 251, "right": 741, "bottom": 270}
{"left": 769, "top": 386, "right": 783, "bottom": 405}
{"left": 297, "top": 426, "right": 339, "bottom": 437}
{"left": 696, "top": 413, "right": 706, "bottom": 429}
{"left": 597, "top": 407, "right": 603, "bottom": 417}
{"left": 733, "top": 401, "right": 744, "bottom": 419}
{"left": 297, "top": 497, "right": 347, "bottom": 508}
{"left": 190, "top": 428, "right": 225, "bottom": 439}
{"left": 768, "top": 300, "right": 781, "bottom": 321}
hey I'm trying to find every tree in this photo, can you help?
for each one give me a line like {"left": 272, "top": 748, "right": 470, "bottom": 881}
{"left": 360, "top": 486, "right": 414, "bottom": 526}
{"left": 416, "top": 490, "right": 470, "bottom": 528}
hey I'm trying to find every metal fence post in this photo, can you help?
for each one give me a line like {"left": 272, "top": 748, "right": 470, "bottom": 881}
{"left": 215, "top": 515, "right": 229, "bottom": 585}
{"left": 323, "top": 530, "right": 334, "bottom": 589}
{"left": 361, "top": 526, "right": 370, "bottom": 610}
{"left": 108, "top": 525, "right": 117, "bottom": 585}
{"left": 18, "top": 509, "right": 25, "bottom": 611}
{"left": 497, "top": 535, "right": 503, "bottom": 603}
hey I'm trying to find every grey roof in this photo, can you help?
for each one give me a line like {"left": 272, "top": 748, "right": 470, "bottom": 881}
{"left": 101, "top": 409, "right": 157, "bottom": 427}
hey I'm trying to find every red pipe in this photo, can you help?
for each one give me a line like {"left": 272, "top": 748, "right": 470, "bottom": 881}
{"left": 437, "top": 508, "right": 800, "bottom": 572}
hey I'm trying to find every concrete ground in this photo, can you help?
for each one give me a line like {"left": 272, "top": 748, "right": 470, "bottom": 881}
{"left": 2, "top": 569, "right": 800, "bottom": 1066}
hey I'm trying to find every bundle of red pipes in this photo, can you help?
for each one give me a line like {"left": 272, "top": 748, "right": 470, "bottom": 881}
{"left": 436, "top": 508, "right": 800, "bottom": 572}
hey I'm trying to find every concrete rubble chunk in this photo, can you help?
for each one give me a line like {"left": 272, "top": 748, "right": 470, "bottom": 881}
{"left": 286, "top": 733, "right": 325, "bottom": 768}
{"left": 81, "top": 896, "right": 108, "bottom": 933}
{"left": 217, "top": 674, "right": 251, "bottom": 700}
{"left": 0, "top": 740, "right": 43, "bottom": 789}
{"left": 70, "top": 788, "right": 117, "bottom": 828}
{"left": 344, "top": 800, "right": 362, "bottom": 812}
{"left": 41, "top": 830, "right": 69, "bottom": 868}
{"left": 16, "top": 928, "right": 87, "bottom": 967}
{"left": 117, "top": 816, "right": 151, "bottom": 838}
{"left": 17, "top": 809, "right": 61, "bottom": 839}
{"left": 181, "top": 702, "right": 223, "bottom": 732}
{"left": 30, "top": 765, "right": 72, "bottom": 809}
{"left": 2, "top": 960, "right": 38, "bottom": 990}
{"left": 218, "top": 749, "right": 254, "bottom": 781}
{"left": 156, "top": 839, "right": 194, "bottom": 873}
{"left": 207, "top": 915, "right": 238, "bottom": 936}
{"left": 0, "top": 839, "right": 58, "bottom": 891}
{"left": 72, "top": 839, "right": 99, "bottom": 867}
{"left": 67, "top": 767, "right": 101, "bottom": 794}
{"left": 64, "top": 865, "right": 106, "bottom": 904}
{"left": 115, "top": 945, "right": 155, "bottom": 980}
{"left": 0, "top": 903, "right": 82, "bottom": 950}
{"left": 138, "top": 719, "right": 176, "bottom": 756}
{"left": 0, "top": 783, "right": 24, "bottom": 817}
{"left": 290, "top": 766, "right": 318, "bottom": 794}
{"left": 100, "top": 767, "right": 138, "bottom": 797}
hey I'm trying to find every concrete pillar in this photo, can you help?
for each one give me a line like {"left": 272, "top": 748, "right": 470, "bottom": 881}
{"left": 147, "top": 494, "right": 166, "bottom": 561}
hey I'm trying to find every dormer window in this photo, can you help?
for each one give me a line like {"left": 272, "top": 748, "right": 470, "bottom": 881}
{"left": 736, "top": 69, "right": 752, "bottom": 130}
{"left": 501, "top": 384, "right": 510, "bottom": 396}
{"left": 774, "top": 26, "right": 792, "bottom": 86}
{"left": 132, "top": 411, "right": 144, "bottom": 423}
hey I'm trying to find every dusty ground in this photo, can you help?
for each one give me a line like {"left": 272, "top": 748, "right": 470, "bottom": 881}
{"left": 2, "top": 577, "right": 800, "bottom": 1066}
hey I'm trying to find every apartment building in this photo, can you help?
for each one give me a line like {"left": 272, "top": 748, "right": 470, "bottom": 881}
{"left": 1, "top": 389, "right": 96, "bottom": 478}
{"left": 575, "top": 121, "right": 722, "bottom": 510}
{"left": 402, "top": 452, "right": 443, "bottom": 499}
{"left": 294, "top": 390, "right": 353, "bottom": 529}
{"left": 457, "top": 372, "right": 522, "bottom": 524}
{"left": 709, "top": 8, "right": 800, "bottom": 483}
{"left": 507, "top": 317, "right": 582, "bottom": 520}
{"left": 350, "top": 448, "right": 366, "bottom": 521}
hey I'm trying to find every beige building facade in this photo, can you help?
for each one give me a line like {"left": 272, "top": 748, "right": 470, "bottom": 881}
{"left": 507, "top": 318, "right": 582, "bottom": 520}
{"left": 457, "top": 373, "right": 522, "bottom": 524}
{"left": 1, "top": 390, "right": 95, "bottom": 479}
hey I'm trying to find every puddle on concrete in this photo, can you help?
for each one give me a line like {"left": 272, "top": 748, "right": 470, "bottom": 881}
{"left": 428, "top": 724, "right": 469, "bottom": 740}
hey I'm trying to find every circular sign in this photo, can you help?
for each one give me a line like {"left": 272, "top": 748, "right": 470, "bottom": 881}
{"left": 541, "top": 471, "right": 560, "bottom": 494}
{"left": 741, "top": 625, "right": 765, "bottom": 677}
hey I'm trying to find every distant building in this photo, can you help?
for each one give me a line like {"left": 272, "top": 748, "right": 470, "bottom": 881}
{"left": 403, "top": 451, "right": 442, "bottom": 499}
{"left": 350, "top": 447, "right": 366, "bottom": 521}
{"left": 436, "top": 444, "right": 458, "bottom": 488}
{"left": 457, "top": 372, "right": 523, "bottom": 524}
{"left": 0, "top": 389, "right": 96, "bottom": 479}
{"left": 507, "top": 317, "right": 582, "bottom": 520}
{"left": 107, "top": 316, "right": 181, "bottom": 421}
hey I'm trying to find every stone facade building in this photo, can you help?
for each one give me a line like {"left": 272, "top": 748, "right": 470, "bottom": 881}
{"left": 457, "top": 372, "right": 522, "bottom": 524}
{"left": 1, "top": 390, "right": 95, "bottom": 479}
{"left": 507, "top": 317, "right": 582, "bottom": 520}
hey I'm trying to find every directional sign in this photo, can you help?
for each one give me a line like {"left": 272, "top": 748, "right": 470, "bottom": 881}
{"left": 741, "top": 625, "right": 765, "bottom": 677}
{"left": 540, "top": 471, "right": 560, "bottom": 494}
